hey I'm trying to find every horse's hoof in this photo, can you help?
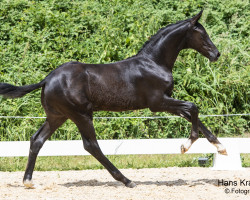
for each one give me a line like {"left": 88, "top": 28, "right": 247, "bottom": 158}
{"left": 181, "top": 144, "right": 187, "bottom": 154}
{"left": 125, "top": 181, "right": 136, "bottom": 188}
{"left": 23, "top": 180, "right": 35, "bottom": 189}
{"left": 218, "top": 149, "right": 228, "bottom": 156}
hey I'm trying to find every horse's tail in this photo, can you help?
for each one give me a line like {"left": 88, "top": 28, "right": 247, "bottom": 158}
{"left": 0, "top": 79, "right": 46, "bottom": 99}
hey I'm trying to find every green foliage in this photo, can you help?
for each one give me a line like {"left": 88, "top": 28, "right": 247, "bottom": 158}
{"left": 0, "top": 0, "right": 249, "bottom": 141}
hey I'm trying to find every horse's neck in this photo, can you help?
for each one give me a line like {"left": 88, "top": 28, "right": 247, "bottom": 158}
{"left": 140, "top": 26, "right": 188, "bottom": 70}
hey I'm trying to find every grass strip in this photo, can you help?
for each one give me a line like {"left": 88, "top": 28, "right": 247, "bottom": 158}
{"left": 0, "top": 154, "right": 249, "bottom": 171}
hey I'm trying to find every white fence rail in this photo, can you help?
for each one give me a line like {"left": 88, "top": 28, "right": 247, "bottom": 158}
{"left": 0, "top": 138, "right": 249, "bottom": 170}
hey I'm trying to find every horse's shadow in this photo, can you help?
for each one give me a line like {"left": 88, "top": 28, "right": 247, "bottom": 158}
{"left": 60, "top": 178, "right": 219, "bottom": 188}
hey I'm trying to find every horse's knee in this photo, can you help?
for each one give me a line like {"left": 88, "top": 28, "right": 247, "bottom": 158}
{"left": 83, "top": 140, "right": 91, "bottom": 152}
{"left": 187, "top": 102, "right": 198, "bottom": 115}
{"left": 83, "top": 139, "right": 99, "bottom": 154}
{"left": 30, "top": 139, "right": 44, "bottom": 154}
{"left": 30, "top": 135, "right": 35, "bottom": 146}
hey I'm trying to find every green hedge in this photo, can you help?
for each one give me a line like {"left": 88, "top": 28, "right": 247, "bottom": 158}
{"left": 0, "top": 0, "right": 249, "bottom": 141}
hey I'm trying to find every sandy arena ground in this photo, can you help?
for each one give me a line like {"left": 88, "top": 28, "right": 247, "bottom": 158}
{"left": 0, "top": 167, "right": 250, "bottom": 200}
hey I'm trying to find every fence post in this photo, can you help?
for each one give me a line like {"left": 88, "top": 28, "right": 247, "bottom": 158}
{"left": 212, "top": 139, "right": 244, "bottom": 170}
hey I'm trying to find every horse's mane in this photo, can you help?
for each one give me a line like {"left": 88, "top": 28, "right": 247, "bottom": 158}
{"left": 134, "top": 19, "right": 190, "bottom": 57}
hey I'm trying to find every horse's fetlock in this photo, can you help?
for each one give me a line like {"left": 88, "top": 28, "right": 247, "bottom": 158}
{"left": 208, "top": 135, "right": 217, "bottom": 143}
{"left": 112, "top": 171, "right": 124, "bottom": 181}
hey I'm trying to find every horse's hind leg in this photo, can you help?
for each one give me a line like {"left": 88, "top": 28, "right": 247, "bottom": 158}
{"left": 23, "top": 115, "right": 66, "bottom": 188}
{"left": 71, "top": 113, "right": 136, "bottom": 188}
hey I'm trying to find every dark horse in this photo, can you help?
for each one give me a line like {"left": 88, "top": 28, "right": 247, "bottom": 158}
{"left": 0, "top": 11, "right": 227, "bottom": 188}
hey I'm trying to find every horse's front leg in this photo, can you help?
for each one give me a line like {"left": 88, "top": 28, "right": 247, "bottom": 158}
{"left": 149, "top": 95, "right": 227, "bottom": 155}
{"left": 150, "top": 96, "right": 199, "bottom": 153}
{"left": 198, "top": 119, "right": 227, "bottom": 155}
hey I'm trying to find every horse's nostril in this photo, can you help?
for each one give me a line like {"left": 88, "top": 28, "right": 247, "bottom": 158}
{"left": 217, "top": 52, "right": 221, "bottom": 58}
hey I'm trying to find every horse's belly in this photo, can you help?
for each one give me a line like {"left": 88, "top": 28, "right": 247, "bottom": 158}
{"left": 91, "top": 87, "right": 146, "bottom": 111}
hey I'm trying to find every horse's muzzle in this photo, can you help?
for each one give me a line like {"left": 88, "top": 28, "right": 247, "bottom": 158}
{"left": 209, "top": 51, "right": 220, "bottom": 62}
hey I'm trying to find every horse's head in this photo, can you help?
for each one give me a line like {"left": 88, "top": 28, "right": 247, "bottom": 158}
{"left": 186, "top": 10, "right": 220, "bottom": 62}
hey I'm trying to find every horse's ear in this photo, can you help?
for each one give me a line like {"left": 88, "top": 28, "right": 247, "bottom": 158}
{"left": 190, "top": 10, "right": 203, "bottom": 26}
